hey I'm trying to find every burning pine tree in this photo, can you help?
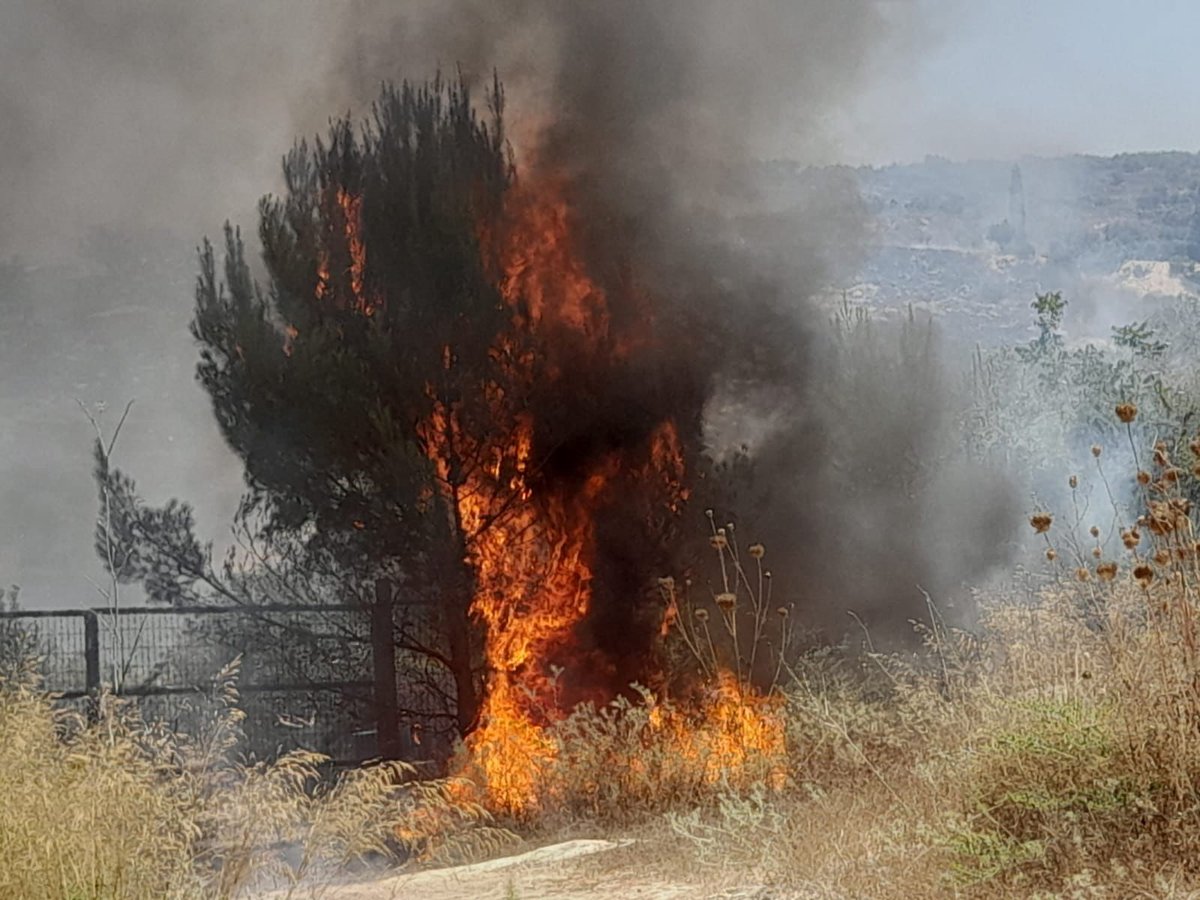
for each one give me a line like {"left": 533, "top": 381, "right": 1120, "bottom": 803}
{"left": 192, "top": 75, "right": 791, "bottom": 814}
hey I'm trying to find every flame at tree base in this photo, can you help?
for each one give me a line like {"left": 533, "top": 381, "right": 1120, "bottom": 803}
{"left": 460, "top": 675, "right": 560, "bottom": 816}
{"left": 418, "top": 170, "right": 787, "bottom": 817}
{"left": 450, "top": 670, "right": 788, "bottom": 818}
{"left": 648, "top": 671, "right": 789, "bottom": 791}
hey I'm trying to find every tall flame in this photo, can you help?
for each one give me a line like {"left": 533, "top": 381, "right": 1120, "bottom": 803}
{"left": 309, "top": 171, "right": 780, "bottom": 816}
{"left": 419, "top": 175, "right": 638, "bottom": 813}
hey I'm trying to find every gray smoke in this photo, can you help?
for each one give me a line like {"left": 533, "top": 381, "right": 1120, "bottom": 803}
{"left": 326, "top": 1, "right": 1018, "bottom": 643}
{"left": 332, "top": 1, "right": 903, "bottom": 268}
{"left": 0, "top": 2, "right": 352, "bottom": 260}
{"left": 0, "top": 1, "right": 348, "bottom": 604}
{"left": 0, "top": 1, "right": 1017, "bottom": 640}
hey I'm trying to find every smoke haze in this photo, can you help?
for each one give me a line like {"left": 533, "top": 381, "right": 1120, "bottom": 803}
{"left": 0, "top": 0, "right": 1017, "bottom": 641}
{"left": 330, "top": 1, "right": 1017, "bottom": 647}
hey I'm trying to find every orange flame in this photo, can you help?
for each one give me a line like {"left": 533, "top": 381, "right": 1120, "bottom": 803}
{"left": 315, "top": 187, "right": 377, "bottom": 316}
{"left": 306, "top": 168, "right": 778, "bottom": 814}
{"left": 651, "top": 670, "right": 788, "bottom": 790}
{"left": 495, "top": 183, "right": 609, "bottom": 338}
{"left": 419, "top": 174, "right": 635, "bottom": 814}
{"left": 418, "top": 171, "right": 793, "bottom": 815}
{"left": 292, "top": 187, "right": 377, "bottom": 353}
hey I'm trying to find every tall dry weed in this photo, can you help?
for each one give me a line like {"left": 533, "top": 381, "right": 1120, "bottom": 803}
{"left": 935, "top": 411, "right": 1200, "bottom": 891}
{"left": 0, "top": 657, "right": 515, "bottom": 899}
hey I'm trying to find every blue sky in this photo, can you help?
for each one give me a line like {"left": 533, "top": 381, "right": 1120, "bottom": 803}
{"left": 834, "top": 0, "right": 1200, "bottom": 164}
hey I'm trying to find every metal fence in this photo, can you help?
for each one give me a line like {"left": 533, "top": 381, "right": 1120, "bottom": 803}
{"left": 0, "top": 595, "right": 442, "bottom": 767}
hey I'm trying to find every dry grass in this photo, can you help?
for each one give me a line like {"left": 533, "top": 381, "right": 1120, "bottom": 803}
{"left": 16, "top": 421, "right": 1200, "bottom": 897}
{"left": 0, "top": 684, "right": 201, "bottom": 898}
{"left": 13, "top": 561, "right": 1200, "bottom": 898}
{"left": 0, "top": 659, "right": 515, "bottom": 900}
{"left": 494, "top": 426, "right": 1200, "bottom": 896}
{"left": 537, "top": 576, "right": 1200, "bottom": 897}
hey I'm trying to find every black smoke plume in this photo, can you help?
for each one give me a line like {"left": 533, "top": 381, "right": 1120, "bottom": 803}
{"left": 324, "top": 2, "right": 1018, "bottom": 666}
{"left": 0, "top": 1, "right": 1016, "bottom": 662}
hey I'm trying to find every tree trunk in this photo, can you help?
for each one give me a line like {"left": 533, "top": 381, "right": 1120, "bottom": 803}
{"left": 438, "top": 475, "right": 483, "bottom": 737}
{"left": 445, "top": 562, "right": 481, "bottom": 736}
{"left": 371, "top": 579, "right": 403, "bottom": 758}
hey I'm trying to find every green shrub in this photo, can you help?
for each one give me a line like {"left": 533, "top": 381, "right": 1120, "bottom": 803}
{"left": 949, "top": 698, "right": 1142, "bottom": 885}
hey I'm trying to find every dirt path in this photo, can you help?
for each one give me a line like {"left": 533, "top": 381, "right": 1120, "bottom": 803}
{"left": 256, "top": 840, "right": 778, "bottom": 899}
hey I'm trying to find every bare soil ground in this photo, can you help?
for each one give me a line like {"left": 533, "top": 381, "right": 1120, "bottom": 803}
{"left": 256, "top": 839, "right": 786, "bottom": 899}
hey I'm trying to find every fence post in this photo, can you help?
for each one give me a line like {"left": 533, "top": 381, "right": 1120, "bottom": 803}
{"left": 371, "top": 579, "right": 402, "bottom": 758}
{"left": 82, "top": 611, "right": 100, "bottom": 722}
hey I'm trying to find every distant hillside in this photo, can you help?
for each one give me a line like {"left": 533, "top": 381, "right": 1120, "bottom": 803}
{"left": 760, "top": 151, "right": 1200, "bottom": 344}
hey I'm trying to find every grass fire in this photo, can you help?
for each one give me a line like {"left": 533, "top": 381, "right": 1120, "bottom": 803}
{"left": 13, "top": 2, "right": 1200, "bottom": 897}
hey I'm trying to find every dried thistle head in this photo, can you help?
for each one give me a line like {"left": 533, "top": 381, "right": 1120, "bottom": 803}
{"left": 1122, "top": 528, "right": 1141, "bottom": 549}
{"left": 1137, "top": 470, "right": 1152, "bottom": 486}
{"left": 694, "top": 608, "right": 710, "bottom": 623}
{"left": 710, "top": 530, "right": 729, "bottom": 551}
{"left": 1154, "top": 444, "right": 1171, "bottom": 468}
{"left": 657, "top": 576, "right": 675, "bottom": 591}
{"left": 1146, "top": 499, "right": 1187, "bottom": 536}
{"left": 1097, "top": 561, "right": 1118, "bottom": 582}
{"left": 1075, "top": 567, "right": 1091, "bottom": 582}
{"left": 1069, "top": 475, "right": 1079, "bottom": 489}
{"left": 1045, "top": 548, "right": 1058, "bottom": 562}
{"left": 748, "top": 543, "right": 765, "bottom": 559}
{"left": 1116, "top": 402, "right": 1138, "bottom": 424}
{"left": 1164, "top": 467, "right": 1182, "bottom": 483}
{"left": 776, "top": 606, "right": 789, "bottom": 618}
{"left": 1134, "top": 564, "right": 1154, "bottom": 587}
{"left": 1030, "top": 513, "right": 1053, "bottom": 534}
{"left": 1089, "top": 525, "right": 1100, "bottom": 538}
{"left": 1092, "top": 444, "right": 1103, "bottom": 458}
{"left": 1092, "top": 547, "right": 1103, "bottom": 559}
{"left": 715, "top": 592, "right": 737, "bottom": 611}
{"left": 1154, "top": 549, "right": 1172, "bottom": 567}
